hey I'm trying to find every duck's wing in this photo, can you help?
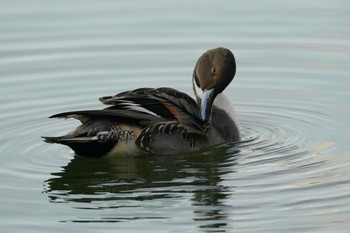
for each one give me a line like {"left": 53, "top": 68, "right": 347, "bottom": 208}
{"left": 99, "top": 87, "right": 203, "bottom": 129}
{"left": 49, "top": 109, "right": 162, "bottom": 126}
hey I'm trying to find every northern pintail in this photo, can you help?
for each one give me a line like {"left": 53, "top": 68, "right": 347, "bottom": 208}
{"left": 43, "top": 47, "right": 240, "bottom": 156}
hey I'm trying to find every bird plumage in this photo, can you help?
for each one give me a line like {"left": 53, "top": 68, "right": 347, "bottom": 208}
{"left": 43, "top": 47, "right": 240, "bottom": 157}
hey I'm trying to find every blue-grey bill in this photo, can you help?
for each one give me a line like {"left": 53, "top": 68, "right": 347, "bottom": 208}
{"left": 200, "top": 88, "right": 215, "bottom": 121}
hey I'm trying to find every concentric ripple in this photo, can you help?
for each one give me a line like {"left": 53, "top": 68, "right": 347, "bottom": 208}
{"left": 2, "top": 56, "right": 350, "bottom": 232}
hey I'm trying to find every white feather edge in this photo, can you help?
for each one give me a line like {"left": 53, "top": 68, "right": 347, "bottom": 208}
{"left": 192, "top": 79, "right": 240, "bottom": 128}
{"left": 118, "top": 100, "right": 161, "bottom": 117}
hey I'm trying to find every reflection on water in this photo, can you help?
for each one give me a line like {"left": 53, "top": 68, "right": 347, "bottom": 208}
{"left": 45, "top": 145, "right": 239, "bottom": 229}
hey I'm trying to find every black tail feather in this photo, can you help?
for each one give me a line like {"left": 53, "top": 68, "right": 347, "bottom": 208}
{"left": 42, "top": 136, "right": 115, "bottom": 157}
{"left": 42, "top": 136, "right": 65, "bottom": 144}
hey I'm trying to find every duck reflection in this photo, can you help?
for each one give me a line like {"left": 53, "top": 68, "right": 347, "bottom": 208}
{"left": 45, "top": 144, "right": 239, "bottom": 230}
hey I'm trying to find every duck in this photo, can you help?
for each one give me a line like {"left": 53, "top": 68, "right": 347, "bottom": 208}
{"left": 42, "top": 47, "right": 240, "bottom": 157}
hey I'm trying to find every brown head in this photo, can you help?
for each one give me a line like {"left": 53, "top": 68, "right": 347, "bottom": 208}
{"left": 192, "top": 47, "right": 236, "bottom": 121}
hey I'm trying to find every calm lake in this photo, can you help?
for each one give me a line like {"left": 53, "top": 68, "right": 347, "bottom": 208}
{"left": 1, "top": 1, "right": 350, "bottom": 232}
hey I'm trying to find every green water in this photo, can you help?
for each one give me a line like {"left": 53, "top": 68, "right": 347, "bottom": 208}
{"left": 1, "top": 1, "right": 350, "bottom": 232}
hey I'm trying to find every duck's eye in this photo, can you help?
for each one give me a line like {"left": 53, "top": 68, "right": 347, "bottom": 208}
{"left": 211, "top": 66, "right": 216, "bottom": 73}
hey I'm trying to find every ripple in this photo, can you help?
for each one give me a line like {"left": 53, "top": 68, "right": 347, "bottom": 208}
{"left": 1, "top": 51, "right": 349, "bottom": 230}
{"left": 236, "top": 102, "right": 340, "bottom": 178}
{"left": 1, "top": 55, "right": 349, "bottom": 232}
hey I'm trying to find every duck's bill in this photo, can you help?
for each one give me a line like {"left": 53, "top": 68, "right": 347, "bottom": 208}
{"left": 200, "top": 88, "right": 215, "bottom": 122}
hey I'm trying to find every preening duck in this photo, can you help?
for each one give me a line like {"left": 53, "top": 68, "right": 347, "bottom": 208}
{"left": 43, "top": 47, "right": 240, "bottom": 156}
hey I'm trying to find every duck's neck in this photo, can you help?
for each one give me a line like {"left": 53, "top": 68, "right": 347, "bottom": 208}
{"left": 192, "top": 78, "right": 239, "bottom": 126}
{"left": 212, "top": 93, "right": 240, "bottom": 127}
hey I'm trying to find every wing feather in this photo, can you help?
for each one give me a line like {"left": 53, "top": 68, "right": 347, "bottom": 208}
{"left": 99, "top": 87, "right": 202, "bottom": 129}
{"left": 49, "top": 109, "right": 161, "bottom": 125}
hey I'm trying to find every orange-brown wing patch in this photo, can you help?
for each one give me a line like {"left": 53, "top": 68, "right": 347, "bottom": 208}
{"left": 159, "top": 99, "right": 184, "bottom": 122}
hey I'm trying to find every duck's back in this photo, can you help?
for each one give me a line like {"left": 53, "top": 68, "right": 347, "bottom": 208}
{"left": 43, "top": 87, "right": 208, "bottom": 156}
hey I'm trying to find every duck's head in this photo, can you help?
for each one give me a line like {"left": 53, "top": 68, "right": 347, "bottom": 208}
{"left": 192, "top": 47, "right": 236, "bottom": 122}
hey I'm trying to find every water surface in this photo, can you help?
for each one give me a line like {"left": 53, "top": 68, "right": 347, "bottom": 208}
{"left": 1, "top": 1, "right": 350, "bottom": 232}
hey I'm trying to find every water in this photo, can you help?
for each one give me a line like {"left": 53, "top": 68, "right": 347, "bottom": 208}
{"left": 1, "top": 1, "right": 350, "bottom": 232}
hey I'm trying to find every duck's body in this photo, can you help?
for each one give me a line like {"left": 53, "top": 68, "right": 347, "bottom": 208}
{"left": 43, "top": 47, "right": 240, "bottom": 157}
